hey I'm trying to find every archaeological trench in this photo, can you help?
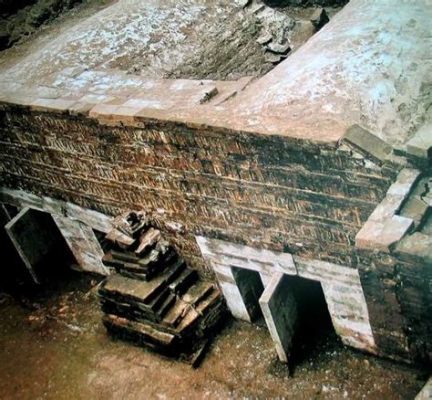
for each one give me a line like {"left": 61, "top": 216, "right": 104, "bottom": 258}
{"left": 0, "top": 0, "right": 432, "bottom": 397}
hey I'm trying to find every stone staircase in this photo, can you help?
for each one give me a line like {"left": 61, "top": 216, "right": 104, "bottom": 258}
{"left": 98, "top": 211, "right": 226, "bottom": 367}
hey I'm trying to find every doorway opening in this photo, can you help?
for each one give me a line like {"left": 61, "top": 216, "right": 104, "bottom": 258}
{"left": 231, "top": 267, "right": 265, "bottom": 323}
{"left": 286, "top": 275, "right": 338, "bottom": 367}
{"left": 1, "top": 207, "right": 77, "bottom": 290}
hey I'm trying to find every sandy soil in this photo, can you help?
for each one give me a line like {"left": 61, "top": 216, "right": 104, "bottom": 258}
{"left": 0, "top": 271, "right": 428, "bottom": 400}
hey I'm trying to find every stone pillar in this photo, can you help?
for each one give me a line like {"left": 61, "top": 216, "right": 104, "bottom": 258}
{"left": 259, "top": 272, "right": 298, "bottom": 363}
{"left": 321, "top": 281, "right": 377, "bottom": 353}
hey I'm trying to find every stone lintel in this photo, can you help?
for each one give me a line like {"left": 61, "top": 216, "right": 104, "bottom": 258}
{"left": 0, "top": 187, "right": 113, "bottom": 234}
{"left": 195, "top": 236, "right": 297, "bottom": 276}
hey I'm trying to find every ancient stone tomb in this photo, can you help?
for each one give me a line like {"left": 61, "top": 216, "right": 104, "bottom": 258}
{"left": 0, "top": 0, "right": 431, "bottom": 368}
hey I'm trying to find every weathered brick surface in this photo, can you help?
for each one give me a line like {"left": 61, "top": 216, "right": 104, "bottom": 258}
{"left": 355, "top": 248, "right": 432, "bottom": 364}
{"left": 0, "top": 107, "right": 395, "bottom": 265}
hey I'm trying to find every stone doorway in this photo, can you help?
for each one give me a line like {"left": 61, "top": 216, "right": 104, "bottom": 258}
{"left": 1, "top": 206, "right": 76, "bottom": 285}
{"left": 231, "top": 268, "right": 336, "bottom": 366}
{"left": 231, "top": 267, "right": 265, "bottom": 323}
{"left": 284, "top": 275, "right": 336, "bottom": 366}
{"left": 196, "top": 236, "right": 377, "bottom": 365}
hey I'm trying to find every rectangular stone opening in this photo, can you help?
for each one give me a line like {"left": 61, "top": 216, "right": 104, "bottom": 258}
{"left": 231, "top": 267, "right": 265, "bottom": 323}
{"left": 2, "top": 207, "right": 76, "bottom": 285}
{"left": 286, "top": 275, "right": 337, "bottom": 366}
{"left": 258, "top": 272, "right": 337, "bottom": 367}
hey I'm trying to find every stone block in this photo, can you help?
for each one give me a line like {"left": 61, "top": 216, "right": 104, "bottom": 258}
{"left": 68, "top": 101, "right": 94, "bottom": 115}
{"left": 343, "top": 125, "right": 392, "bottom": 165}
{"left": 53, "top": 215, "right": 109, "bottom": 275}
{"left": 406, "top": 123, "right": 432, "bottom": 160}
{"left": 387, "top": 168, "right": 421, "bottom": 198}
{"left": 89, "top": 103, "right": 119, "bottom": 119}
{"left": 212, "top": 263, "right": 251, "bottom": 322}
{"left": 259, "top": 272, "right": 297, "bottom": 364}
{"left": 368, "top": 195, "right": 404, "bottom": 222}
{"left": 395, "top": 232, "right": 432, "bottom": 264}
{"left": 356, "top": 215, "right": 414, "bottom": 252}
{"left": 30, "top": 97, "right": 77, "bottom": 112}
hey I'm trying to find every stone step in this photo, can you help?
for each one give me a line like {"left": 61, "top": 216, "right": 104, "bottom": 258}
{"left": 177, "top": 288, "right": 224, "bottom": 335}
{"left": 102, "top": 243, "right": 180, "bottom": 281}
{"left": 99, "top": 258, "right": 186, "bottom": 306}
{"left": 135, "top": 227, "right": 161, "bottom": 256}
{"left": 99, "top": 212, "right": 226, "bottom": 364}
{"left": 102, "top": 314, "right": 177, "bottom": 350}
{"left": 168, "top": 268, "right": 199, "bottom": 296}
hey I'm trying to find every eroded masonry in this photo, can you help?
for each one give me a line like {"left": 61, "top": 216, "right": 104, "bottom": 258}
{"left": 0, "top": 0, "right": 431, "bottom": 369}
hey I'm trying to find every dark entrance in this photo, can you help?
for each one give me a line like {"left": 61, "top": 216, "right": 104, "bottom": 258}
{"left": 231, "top": 267, "right": 265, "bottom": 322}
{"left": 286, "top": 275, "right": 337, "bottom": 368}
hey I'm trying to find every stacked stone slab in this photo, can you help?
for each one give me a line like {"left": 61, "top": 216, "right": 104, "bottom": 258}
{"left": 98, "top": 211, "right": 226, "bottom": 366}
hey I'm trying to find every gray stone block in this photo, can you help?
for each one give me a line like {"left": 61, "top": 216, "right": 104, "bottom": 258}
{"left": 406, "top": 123, "right": 432, "bottom": 160}
{"left": 355, "top": 215, "right": 414, "bottom": 253}
{"left": 343, "top": 125, "right": 392, "bottom": 164}
{"left": 395, "top": 232, "right": 432, "bottom": 264}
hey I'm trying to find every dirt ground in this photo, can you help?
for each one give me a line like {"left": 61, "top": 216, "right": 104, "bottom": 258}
{"left": 0, "top": 270, "right": 428, "bottom": 400}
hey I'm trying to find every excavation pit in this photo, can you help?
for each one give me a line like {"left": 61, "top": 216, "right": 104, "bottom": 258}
{"left": 0, "top": 0, "right": 432, "bottom": 397}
